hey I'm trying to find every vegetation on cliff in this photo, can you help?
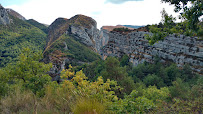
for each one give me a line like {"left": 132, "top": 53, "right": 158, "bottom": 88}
{"left": 146, "top": 0, "right": 203, "bottom": 44}
{"left": 69, "top": 14, "right": 96, "bottom": 29}
{"left": 44, "top": 34, "right": 100, "bottom": 65}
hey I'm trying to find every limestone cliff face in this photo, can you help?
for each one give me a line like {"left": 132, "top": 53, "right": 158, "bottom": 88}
{"left": 44, "top": 15, "right": 102, "bottom": 80}
{"left": 100, "top": 28, "right": 110, "bottom": 48}
{"left": 67, "top": 15, "right": 104, "bottom": 52}
{"left": 45, "top": 15, "right": 103, "bottom": 52}
{"left": 101, "top": 31, "right": 203, "bottom": 73}
{"left": 45, "top": 15, "right": 203, "bottom": 78}
{"left": 0, "top": 4, "right": 11, "bottom": 25}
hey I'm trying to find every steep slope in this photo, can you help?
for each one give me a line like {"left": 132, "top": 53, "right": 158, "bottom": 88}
{"left": 6, "top": 8, "right": 26, "bottom": 21}
{"left": 27, "top": 19, "right": 48, "bottom": 33}
{"left": 45, "top": 15, "right": 102, "bottom": 53}
{"left": 0, "top": 5, "right": 47, "bottom": 67}
{"left": 43, "top": 15, "right": 101, "bottom": 79}
{"left": 45, "top": 17, "right": 69, "bottom": 52}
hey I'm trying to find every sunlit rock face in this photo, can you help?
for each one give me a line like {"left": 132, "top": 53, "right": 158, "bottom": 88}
{"left": 100, "top": 31, "right": 203, "bottom": 74}
{"left": 0, "top": 4, "right": 11, "bottom": 25}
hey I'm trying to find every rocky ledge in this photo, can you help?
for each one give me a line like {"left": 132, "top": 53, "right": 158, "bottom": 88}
{"left": 101, "top": 31, "right": 203, "bottom": 74}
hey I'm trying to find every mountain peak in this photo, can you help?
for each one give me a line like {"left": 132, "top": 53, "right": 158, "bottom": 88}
{"left": 70, "top": 14, "right": 97, "bottom": 28}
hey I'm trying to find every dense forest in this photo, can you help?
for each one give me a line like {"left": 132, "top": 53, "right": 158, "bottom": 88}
{"left": 0, "top": 15, "right": 47, "bottom": 67}
{"left": 0, "top": 0, "right": 202, "bottom": 113}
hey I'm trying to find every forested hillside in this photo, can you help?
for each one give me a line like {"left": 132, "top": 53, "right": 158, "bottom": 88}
{"left": 26, "top": 19, "right": 48, "bottom": 33}
{"left": 0, "top": 16, "right": 47, "bottom": 67}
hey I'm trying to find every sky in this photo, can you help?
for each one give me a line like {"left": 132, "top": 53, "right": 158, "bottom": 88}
{"left": 1, "top": 0, "right": 180, "bottom": 28}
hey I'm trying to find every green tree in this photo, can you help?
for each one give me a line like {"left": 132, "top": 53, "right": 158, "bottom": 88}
{"left": 102, "top": 57, "right": 128, "bottom": 81}
{"left": 146, "top": 0, "right": 203, "bottom": 44}
{"left": 143, "top": 74, "right": 165, "bottom": 88}
{"left": 162, "top": 0, "right": 203, "bottom": 31}
{"left": 165, "top": 64, "right": 181, "bottom": 85}
{"left": 0, "top": 48, "right": 52, "bottom": 96}
{"left": 111, "top": 90, "right": 156, "bottom": 113}
{"left": 120, "top": 54, "right": 130, "bottom": 67}
{"left": 169, "top": 78, "right": 190, "bottom": 100}
{"left": 102, "top": 57, "right": 135, "bottom": 95}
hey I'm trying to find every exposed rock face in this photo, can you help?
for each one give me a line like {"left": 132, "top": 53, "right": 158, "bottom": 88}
{"left": 0, "top": 4, "right": 11, "bottom": 25}
{"left": 45, "top": 15, "right": 103, "bottom": 53}
{"left": 44, "top": 15, "right": 103, "bottom": 79}
{"left": 101, "top": 31, "right": 203, "bottom": 73}
{"left": 45, "top": 14, "right": 203, "bottom": 78}
{"left": 67, "top": 15, "right": 104, "bottom": 52}
{"left": 6, "top": 8, "right": 26, "bottom": 20}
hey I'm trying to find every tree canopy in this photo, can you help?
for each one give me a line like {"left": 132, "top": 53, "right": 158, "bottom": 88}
{"left": 146, "top": 0, "right": 203, "bottom": 45}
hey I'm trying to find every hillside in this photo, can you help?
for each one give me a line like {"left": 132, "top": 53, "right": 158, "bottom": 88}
{"left": 0, "top": 5, "right": 47, "bottom": 67}
{"left": 26, "top": 19, "right": 48, "bottom": 33}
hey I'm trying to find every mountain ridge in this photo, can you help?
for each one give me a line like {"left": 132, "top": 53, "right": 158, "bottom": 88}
{"left": 0, "top": 5, "right": 47, "bottom": 67}
{"left": 0, "top": 4, "right": 202, "bottom": 75}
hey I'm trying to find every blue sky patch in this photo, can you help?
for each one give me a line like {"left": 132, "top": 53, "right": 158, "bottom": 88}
{"left": 1, "top": 0, "right": 29, "bottom": 6}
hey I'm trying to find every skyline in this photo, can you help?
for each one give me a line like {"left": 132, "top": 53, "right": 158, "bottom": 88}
{"left": 1, "top": 0, "right": 180, "bottom": 28}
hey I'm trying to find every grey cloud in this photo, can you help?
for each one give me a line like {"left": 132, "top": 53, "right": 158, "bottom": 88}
{"left": 105, "top": 0, "right": 144, "bottom": 4}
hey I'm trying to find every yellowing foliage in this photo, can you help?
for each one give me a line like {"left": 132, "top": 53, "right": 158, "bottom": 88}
{"left": 41, "top": 66, "right": 121, "bottom": 113}
{"left": 60, "top": 66, "right": 120, "bottom": 103}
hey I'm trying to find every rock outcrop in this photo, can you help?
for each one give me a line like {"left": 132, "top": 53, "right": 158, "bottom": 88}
{"left": 45, "top": 14, "right": 103, "bottom": 53}
{"left": 100, "top": 30, "right": 203, "bottom": 74}
{"left": 6, "top": 8, "right": 26, "bottom": 21}
{"left": 44, "top": 15, "right": 102, "bottom": 80}
{"left": 0, "top": 4, "right": 11, "bottom": 25}
{"left": 44, "top": 14, "right": 203, "bottom": 79}
{"left": 45, "top": 17, "right": 70, "bottom": 51}
{"left": 0, "top": 4, "right": 27, "bottom": 25}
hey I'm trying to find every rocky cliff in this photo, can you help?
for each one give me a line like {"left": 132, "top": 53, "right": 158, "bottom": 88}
{"left": 45, "top": 15, "right": 103, "bottom": 53}
{"left": 0, "top": 4, "right": 11, "bottom": 25}
{"left": 0, "top": 4, "right": 27, "bottom": 25}
{"left": 44, "top": 15, "right": 203, "bottom": 76}
{"left": 44, "top": 15, "right": 102, "bottom": 80}
{"left": 100, "top": 30, "right": 203, "bottom": 74}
